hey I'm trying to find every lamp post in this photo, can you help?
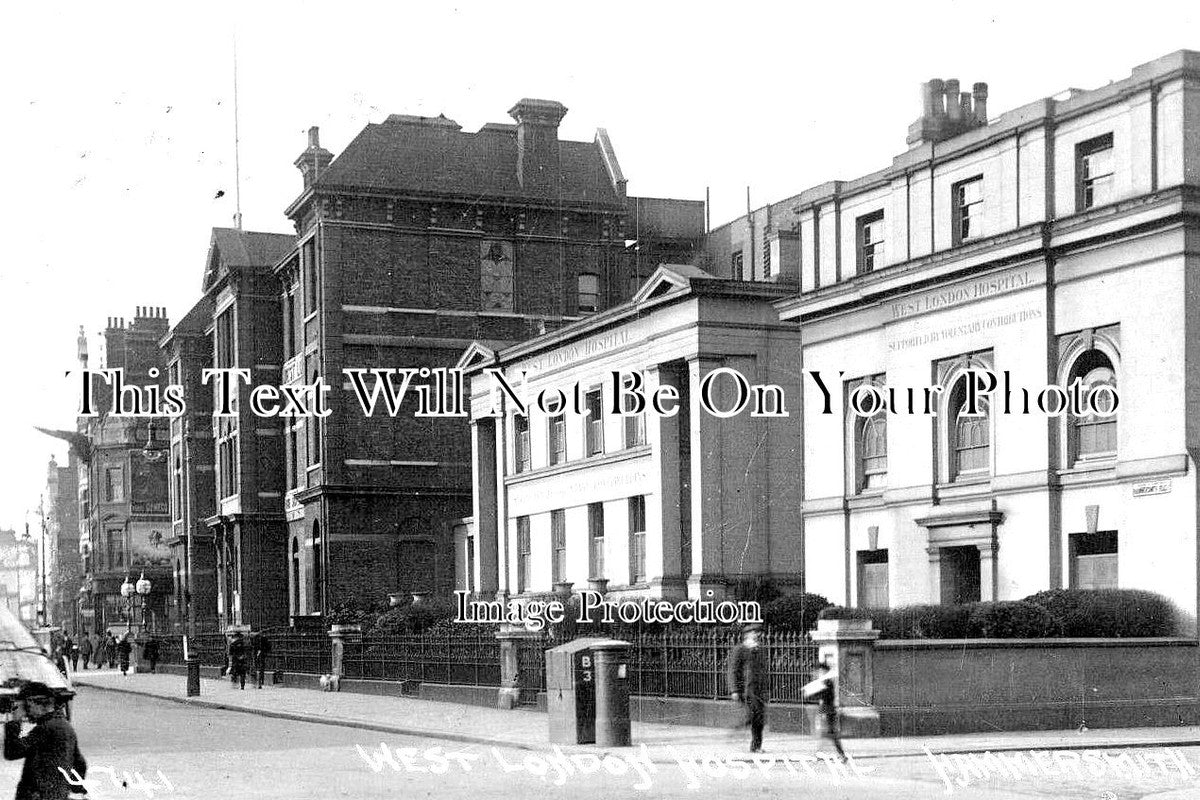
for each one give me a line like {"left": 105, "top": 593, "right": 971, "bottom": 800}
{"left": 120, "top": 572, "right": 152, "bottom": 635}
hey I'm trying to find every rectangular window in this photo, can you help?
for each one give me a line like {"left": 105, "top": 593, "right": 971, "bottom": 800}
{"left": 517, "top": 517, "right": 531, "bottom": 593}
{"left": 857, "top": 549, "right": 889, "bottom": 608}
{"left": 577, "top": 273, "right": 600, "bottom": 314}
{"left": 585, "top": 389, "right": 604, "bottom": 456}
{"left": 215, "top": 308, "right": 235, "bottom": 369}
{"left": 105, "top": 467, "right": 124, "bottom": 503}
{"left": 1070, "top": 531, "right": 1118, "bottom": 590}
{"left": 621, "top": 374, "right": 646, "bottom": 448}
{"left": 106, "top": 529, "right": 124, "bottom": 570}
{"left": 514, "top": 414, "right": 531, "bottom": 473}
{"left": 731, "top": 250, "right": 744, "bottom": 281}
{"left": 548, "top": 414, "right": 566, "bottom": 465}
{"left": 303, "top": 238, "right": 318, "bottom": 314}
{"left": 550, "top": 510, "right": 566, "bottom": 584}
{"left": 628, "top": 496, "right": 646, "bottom": 584}
{"left": 1077, "top": 134, "right": 1114, "bottom": 211}
{"left": 857, "top": 211, "right": 884, "bottom": 274}
{"left": 624, "top": 412, "right": 646, "bottom": 448}
{"left": 952, "top": 176, "right": 983, "bottom": 245}
{"left": 588, "top": 503, "right": 605, "bottom": 579}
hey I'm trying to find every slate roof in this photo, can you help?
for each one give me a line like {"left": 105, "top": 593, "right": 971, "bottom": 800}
{"left": 202, "top": 228, "right": 295, "bottom": 292}
{"left": 312, "top": 115, "right": 623, "bottom": 206}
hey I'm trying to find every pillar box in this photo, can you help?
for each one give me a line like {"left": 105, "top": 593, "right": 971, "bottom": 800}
{"left": 329, "top": 624, "right": 362, "bottom": 679}
{"left": 810, "top": 618, "right": 881, "bottom": 737}
{"left": 591, "top": 640, "right": 632, "bottom": 747}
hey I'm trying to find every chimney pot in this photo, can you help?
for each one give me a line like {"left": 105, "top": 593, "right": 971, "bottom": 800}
{"left": 959, "top": 92, "right": 973, "bottom": 120}
{"left": 973, "top": 82, "right": 989, "bottom": 123}
{"left": 945, "top": 80, "right": 962, "bottom": 121}
{"left": 920, "top": 81, "right": 936, "bottom": 118}
{"left": 308, "top": 126, "right": 320, "bottom": 149}
{"left": 928, "top": 79, "right": 945, "bottom": 116}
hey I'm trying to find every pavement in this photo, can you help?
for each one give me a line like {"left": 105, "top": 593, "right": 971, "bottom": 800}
{"left": 70, "top": 668, "right": 1200, "bottom": 764}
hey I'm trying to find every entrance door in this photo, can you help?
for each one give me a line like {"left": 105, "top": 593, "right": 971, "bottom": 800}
{"left": 939, "top": 546, "right": 981, "bottom": 605}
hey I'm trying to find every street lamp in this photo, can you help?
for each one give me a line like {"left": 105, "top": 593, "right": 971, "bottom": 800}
{"left": 120, "top": 572, "right": 152, "bottom": 634}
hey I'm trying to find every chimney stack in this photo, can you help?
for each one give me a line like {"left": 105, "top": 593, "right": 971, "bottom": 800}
{"left": 508, "top": 99, "right": 567, "bottom": 193}
{"left": 294, "top": 126, "right": 334, "bottom": 190}
{"left": 907, "top": 76, "right": 989, "bottom": 147}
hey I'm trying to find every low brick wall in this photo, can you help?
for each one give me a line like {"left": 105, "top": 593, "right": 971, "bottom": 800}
{"left": 873, "top": 637, "right": 1200, "bottom": 736}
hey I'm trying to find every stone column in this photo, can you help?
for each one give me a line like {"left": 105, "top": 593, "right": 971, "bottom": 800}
{"left": 687, "top": 355, "right": 727, "bottom": 601}
{"left": 496, "top": 623, "right": 537, "bottom": 710}
{"left": 328, "top": 624, "right": 362, "bottom": 680}
{"left": 979, "top": 543, "right": 998, "bottom": 602}
{"left": 810, "top": 618, "right": 881, "bottom": 737}
{"left": 471, "top": 419, "right": 500, "bottom": 595}
{"left": 648, "top": 363, "right": 687, "bottom": 599}
{"left": 927, "top": 546, "right": 942, "bottom": 604}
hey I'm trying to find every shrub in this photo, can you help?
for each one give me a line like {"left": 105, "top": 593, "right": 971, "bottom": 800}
{"left": 368, "top": 597, "right": 457, "bottom": 635}
{"left": 967, "top": 601, "right": 1061, "bottom": 638}
{"left": 877, "top": 604, "right": 974, "bottom": 639}
{"left": 325, "top": 598, "right": 389, "bottom": 628}
{"left": 765, "top": 593, "right": 833, "bottom": 632}
{"left": 816, "top": 605, "right": 876, "bottom": 622}
{"left": 1023, "top": 589, "right": 1178, "bottom": 637}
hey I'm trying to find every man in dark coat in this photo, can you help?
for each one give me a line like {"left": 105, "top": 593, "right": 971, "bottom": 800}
{"left": 227, "top": 633, "right": 248, "bottom": 690}
{"left": 250, "top": 632, "right": 272, "bottom": 689}
{"left": 142, "top": 638, "right": 160, "bottom": 674}
{"left": 4, "top": 681, "right": 88, "bottom": 800}
{"left": 64, "top": 636, "right": 78, "bottom": 673}
{"left": 116, "top": 635, "right": 133, "bottom": 676}
{"left": 77, "top": 636, "right": 92, "bottom": 671}
{"left": 726, "top": 622, "right": 768, "bottom": 753}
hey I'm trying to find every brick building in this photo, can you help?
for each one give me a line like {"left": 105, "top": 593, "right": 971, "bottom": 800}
{"left": 277, "top": 98, "right": 704, "bottom": 616}
{"left": 75, "top": 309, "right": 174, "bottom": 635}
{"left": 160, "top": 295, "right": 219, "bottom": 632}
{"left": 43, "top": 454, "right": 81, "bottom": 632}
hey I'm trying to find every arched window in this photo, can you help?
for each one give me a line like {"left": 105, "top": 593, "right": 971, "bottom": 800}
{"left": 291, "top": 538, "right": 300, "bottom": 615}
{"left": 857, "top": 414, "right": 887, "bottom": 490}
{"left": 309, "top": 372, "right": 322, "bottom": 466}
{"left": 1069, "top": 350, "right": 1117, "bottom": 463}
{"left": 949, "top": 376, "right": 990, "bottom": 478}
{"left": 311, "top": 521, "right": 322, "bottom": 613}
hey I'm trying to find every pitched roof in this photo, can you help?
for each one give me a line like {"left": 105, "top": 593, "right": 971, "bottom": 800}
{"left": 313, "top": 115, "right": 623, "bottom": 206}
{"left": 202, "top": 228, "right": 295, "bottom": 292}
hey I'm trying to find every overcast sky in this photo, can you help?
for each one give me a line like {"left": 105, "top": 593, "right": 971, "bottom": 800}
{"left": 0, "top": 1, "right": 1196, "bottom": 531}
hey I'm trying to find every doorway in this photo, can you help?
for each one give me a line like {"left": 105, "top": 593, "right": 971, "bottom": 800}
{"left": 939, "top": 545, "right": 981, "bottom": 604}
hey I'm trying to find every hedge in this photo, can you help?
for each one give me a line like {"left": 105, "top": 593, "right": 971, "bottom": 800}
{"left": 816, "top": 589, "right": 1180, "bottom": 639}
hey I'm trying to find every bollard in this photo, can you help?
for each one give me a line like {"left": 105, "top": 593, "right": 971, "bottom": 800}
{"left": 186, "top": 658, "right": 200, "bottom": 697}
{"left": 592, "top": 641, "right": 632, "bottom": 747}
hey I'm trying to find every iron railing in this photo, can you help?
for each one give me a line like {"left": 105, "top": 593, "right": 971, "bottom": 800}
{"left": 342, "top": 627, "right": 501, "bottom": 686}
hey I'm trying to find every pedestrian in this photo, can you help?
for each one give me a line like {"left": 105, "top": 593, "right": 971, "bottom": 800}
{"left": 142, "top": 637, "right": 160, "bottom": 674}
{"left": 65, "top": 635, "right": 79, "bottom": 673}
{"left": 804, "top": 659, "right": 847, "bottom": 761}
{"left": 3, "top": 681, "right": 88, "bottom": 800}
{"left": 105, "top": 634, "right": 117, "bottom": 669}
{"left": 726, "top": 622, "right": 768, "bottom": 753}
{"left": 77, "top": 635, "right": 92, "bottom": 671}
{"left": 116, "top": 634, "right": 133, "bottom": 676}
{"left": 227, "top": 632, "right": 248, "bottom": 690}
{"left": 251, "top": 631, "right": 272, "bottom": 689}
{"left": 50, "top": 643, "right": 68, "bottom": 679}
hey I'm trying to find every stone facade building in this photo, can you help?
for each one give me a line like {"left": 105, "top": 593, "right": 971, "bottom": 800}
{"left": 461, "top": 264, "right": 802, "bottom": 601}
{"left": 775, "top": 51, "right": 1200, "bottom": 628}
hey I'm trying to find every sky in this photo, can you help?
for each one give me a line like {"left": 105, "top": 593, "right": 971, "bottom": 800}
{"left": 0, "top": 0, "right": 1197, "bottom": 530}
